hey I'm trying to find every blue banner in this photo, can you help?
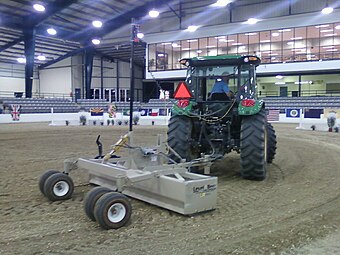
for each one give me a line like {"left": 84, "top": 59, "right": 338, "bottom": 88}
{"left": 159, "top": 109, "right": 168, "bottom": 116}
{"left": 286, "top": 108, "right": 300, "bottom": 118}
{"left": 304, "top": 108, "right": 323, "bottom": 119}
{"left": 139, "top": 108, "right": 148, "bottom": 116}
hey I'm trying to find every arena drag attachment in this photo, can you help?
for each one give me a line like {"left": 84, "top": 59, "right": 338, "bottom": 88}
{"left": 38, "top": 132, "right": 217, "bottom": 230}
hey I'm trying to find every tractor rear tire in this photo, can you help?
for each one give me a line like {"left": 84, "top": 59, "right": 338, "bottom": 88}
{"left": 43, "top": 173, "right": 74, "bottom": 201}
{"left": 39, "top": 170, "right": 59, "bottom": 196}
{"left": 94, "top": 192, "right": 132, "bottom": 230}
{"left": 267, "top": 123, "right": 277, "bottom": 163}
{"left": 167, "top": 115, "right": 198, "bottom": 163}
{"left": 240, "top": 108, "right": 267, "bottom": 181}
{"left": 84, "top": 186, "right": 112, "bottom": 221}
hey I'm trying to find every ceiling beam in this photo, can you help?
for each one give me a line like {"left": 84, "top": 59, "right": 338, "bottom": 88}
{"left": 38, "top": 47, "right": 86, "bottom": 69}
{"left": 68, "top": 1, "right": 167, "bottom": 43}
{"left": 26, "top": 0, "right": 79, "bottom": 28}
{"left": 0, "top": 37, "right": 24, "bottom": 52}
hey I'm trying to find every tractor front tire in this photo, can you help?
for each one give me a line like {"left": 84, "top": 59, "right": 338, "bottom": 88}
{"left": 267, "top": 123, "right": 277, "bottom": 163}
{"left": 94, "top": 192, "right": 132, "bottom": 230}
{"left": 167, "top": 115, "right": 198, "bottom": 163}
{"left": 240, "top": 108, "right": 267, "bottom": 181}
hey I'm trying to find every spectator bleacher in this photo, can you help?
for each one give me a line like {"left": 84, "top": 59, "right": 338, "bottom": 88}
{"left": 263, "top": 96, "right": 340, "bottom": 110}
{"left": 1, "top": 97, "right": 79, "bottom": 113}
{"left": 113, "top": 101, "right": 141, "bottom": 112}
{"left": 77, "top": 99, "right": 109, "bottom": 111}
{"left": 142, "top": 99, "right": 173, "bottom": 109}
{"left": 2, "top": 96, "right": 339, "bottom": 115}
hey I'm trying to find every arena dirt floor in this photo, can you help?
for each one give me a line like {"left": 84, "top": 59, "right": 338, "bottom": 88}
{"left": 0, "top": 122, "right": 339, "bottom": 255}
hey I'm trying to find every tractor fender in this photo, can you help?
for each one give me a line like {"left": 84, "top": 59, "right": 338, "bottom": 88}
{"left": 238, "top": 100, "right": 264, "bottom": 116}
{"left": 171, "top": 100, "right": 195, "bottom": 117}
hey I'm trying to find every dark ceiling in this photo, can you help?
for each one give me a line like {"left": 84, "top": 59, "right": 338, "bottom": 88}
{"left": 0, "top": 0, "right": 168, "bottom": 68}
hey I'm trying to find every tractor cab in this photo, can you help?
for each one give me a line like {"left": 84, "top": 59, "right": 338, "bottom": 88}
{"left": 179, "top": 55, "right": 261, "bottom": 103}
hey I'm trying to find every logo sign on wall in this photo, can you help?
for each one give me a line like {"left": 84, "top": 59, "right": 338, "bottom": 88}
{"left": 90, "top": 107, "right": 104, "bottom": 116}
{"left": 286, "top": 108, "right": 300, "bottom": 118}
{"left": 11, "top": 104, "right": 21, "bottom": 121}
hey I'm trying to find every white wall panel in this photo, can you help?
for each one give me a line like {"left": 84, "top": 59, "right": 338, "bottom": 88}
{"left": 39, "top": 58, "right": 72, "bottom": 96}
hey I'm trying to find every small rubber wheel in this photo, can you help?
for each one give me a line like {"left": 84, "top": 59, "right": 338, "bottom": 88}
{"left": 43, "top": 173, "right": 74, "bottom": 201}
{"left": 84, "top": 187, "right": 112, "bottom": 221}
{"left": 39, "top": 170, "right": 59, "bottom": 196}
{"left": 94, "top": 192, "right": 132, "bottom": 230}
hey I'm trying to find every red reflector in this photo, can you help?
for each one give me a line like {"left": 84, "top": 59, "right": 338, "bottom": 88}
{"left": 241, "top": 99, "right": 256, "bottom": 107}
{"left": 174, "top": 81, "right": 192, "bottom": 99}
{"left": 177, "top": 99, "right": 190, "bottom": 108}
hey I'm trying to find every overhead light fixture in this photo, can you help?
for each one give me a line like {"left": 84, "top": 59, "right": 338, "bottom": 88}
{"left": 219, "top": 39, "right": 234, "bottom": 42}
{"left": 232, "top": 42, "right": 242, "bottom": 45}
{"left": 92, "top": 20, "right": 103, "bottom": 28}
{"left": 245, "top": 18, "right": 259, "bottom": 25}
{"left": 287, "top": 41, "right": 294, "bottom": 45}
{"left": 278, "top": 29, "right": 291, "bottom": 32}
{"left": 323, "top": 46, "right": 334, "bottom": 49}
{"left": 275, "top": 82, "right": 286, "bottom": 85}
{"left": 295, "top": 81, "right": 313, "bottom": 85}
{"left": 149, "top": 9, "right": 160, "bottom": 18}
{"left": 92, "top": 39, "right": 101, "bottom": 45}
{"left": 326, "top": 49, "right": 338, "bottom": 52}
{"left": 320, "top": 29, "right": 334, "bottom": 33}
{"left": 315, "top": 24, "right": 329, "bottom": 28}
{"left": 290, "top": 37, "right": 303, "bottom": 40}
{"left": 335, "top": 25, "right": 340, "bottom": 30}
{"left": 272, "top": 32, "right": 280, "bottom": 37}
{"left": 324, "top": 33, "right": 337, "bottom": 37}
{"left": 321, "top": 5, "right": 333, "bottom": 15}
{"left": 245, "top": 32, "right": 257, "bottom": 36}
{"left": 171, "top": 43, "right": 181, "bottom": 47}
{"left": 276, "top": 75, "right": 284, "bottom": 79}
{"left": 260, "top": 40, "right": 270, "bottom": 43}
{"left": 37, "top": 55, "right": 46, "bottom": 61}
{"left": 161, "top": 42, "right": 172, "bottom": 45}
{"left": 187, "top": 25, "right": 199, "bottom": 32}
{"left": 211, "top": 0, "right": 233, "bottom": 7}
{"left": 187, "top": 39, "right": 198, "bottom": 42}
{"left": 47, "top": 28, "right": 57, "bottom": 35}
{"left": 137, "top": 32, "right": 144, "bottom": 39}
{"left": 33, "top": 3, "right": 45, "bottom": 12}
{"left": 196, "top": 50, "right": 203, "bottom": 53}
{"left": 17, "top": 57, "right": 26, "bottom": 63}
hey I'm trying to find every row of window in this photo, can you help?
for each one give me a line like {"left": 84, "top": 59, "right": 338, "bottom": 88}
{"left": 148, "top": 22, "right": 340, "bottom": 71}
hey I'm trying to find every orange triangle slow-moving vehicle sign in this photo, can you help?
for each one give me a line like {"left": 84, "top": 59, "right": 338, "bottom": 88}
{"left": 174, "top": 82, "right": 192, "bottom": 99}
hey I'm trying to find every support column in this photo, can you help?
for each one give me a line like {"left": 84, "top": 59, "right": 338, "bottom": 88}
{"left": 298, "top": 75, "right": 302, "bottom": 97}
{"left": 23, "top": 28, "right": 35, "bottom": 98}
{"left": 129, "top": 18, "right": 137, "bottom": 131}
{"left": 116, "top": 60, "right": 120, "bottom": 102}
{"left": 84, "top": 47, "right": 94, "bottom": 99}
{"left": 100, "top": 57, "right": 104, "bottom": 100}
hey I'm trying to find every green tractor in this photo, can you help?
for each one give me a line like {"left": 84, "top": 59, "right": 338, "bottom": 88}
{"left": 167, "top": 55, "right": 277, "bottom": 180}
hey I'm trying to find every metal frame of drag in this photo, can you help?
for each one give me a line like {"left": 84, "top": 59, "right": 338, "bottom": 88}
{"left": 38, "top": 132, "right": 218, "bottom": 230}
